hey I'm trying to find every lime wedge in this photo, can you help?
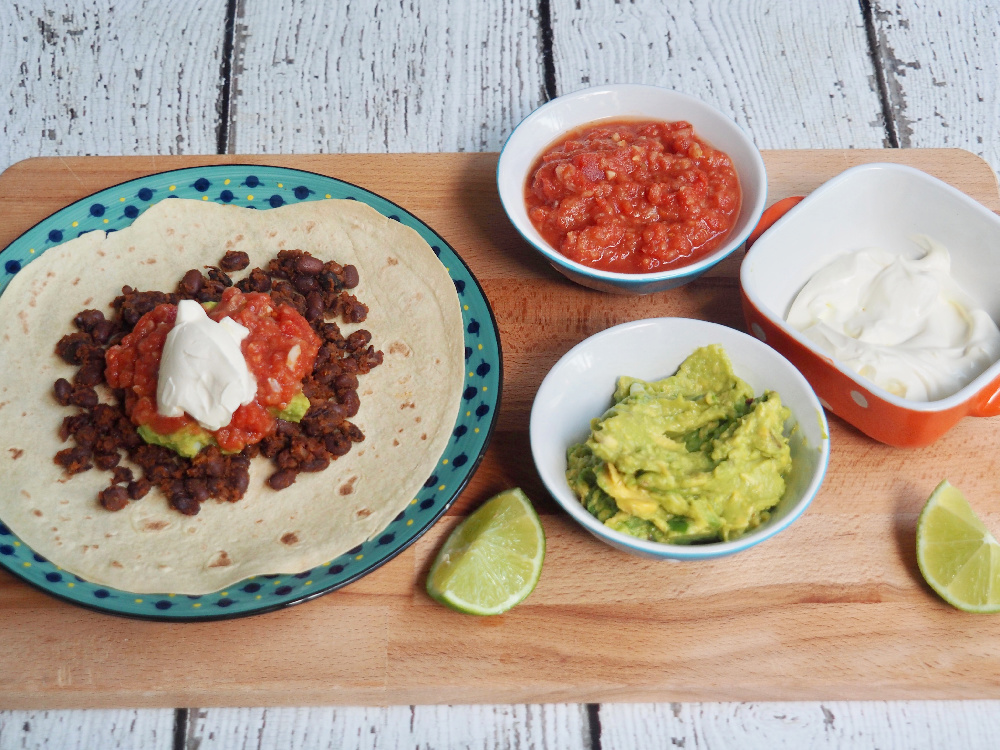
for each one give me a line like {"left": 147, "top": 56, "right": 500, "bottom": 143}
{"left": 916, "top": 480, "right": 1000, "bottom": 613}
{"left": 426, "top": 488, "right": 545, "bottom": 615}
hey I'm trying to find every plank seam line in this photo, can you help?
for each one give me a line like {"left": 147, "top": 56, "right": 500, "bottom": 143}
{"left": 537, "top": 0, "right": 557, "bottom": 101}
{"left": 173, "top": 707, "right": 188, "bottom": 750}
{"left": 858, "top": 0, "right": 900, "bottom": 148}
{"left": 587, "top": 703, "right": 603, "bottom": 750}
{"left": 216, "top": 0, "right": 240, "bottom": 154}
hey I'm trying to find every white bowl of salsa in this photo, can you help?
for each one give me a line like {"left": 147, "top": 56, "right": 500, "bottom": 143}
{"left": 498, "top": 84, "right": 767, "bottom": 294}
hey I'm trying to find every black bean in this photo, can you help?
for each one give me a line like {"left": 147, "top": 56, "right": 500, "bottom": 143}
{"left": 230, "top": 470, "right": 250, "bottom": 496}
{"left": 74, "top": 360, "right": 105, "bottom": 387}
{"left": 346, "top": 329, "right": 371, "bottom": 351}
{"left": 99, "top": 485, "right": 129, "bottom": 512}
{"left": 127, "top": 478, "right": 151, "bottom": 499}
{"left": 171, "top": 494, "right": 201, "bottom": 516}
{"left": 74, "top": 309, "right": 105, "bottom": 332}
{"left": 180, "top": 269, "right": 203, "bottom": 295}
{"left": 53, "top": 378, "right": 73, "bottom": 405}
{"left": 340, "top": 389, "right": 360, "bottom": 418}
{"left": 91, "top": 319, "right": 115, "bottom": 344}
{"left": 325, "top": 434, "right": 351, "bottom": 456}
{"left": 185, "top": 478, "right": 210, "bottom": 504}
{"left": 94, "top": 452, "right": 121, "bottom": 471}
{"left": 267, "top": 469, "right": 297, "bottom": 491}
{"left": 55, "top": 333, "right": 93, "bottom": 365}
{"left": 220, "top": 250, "right": 250, "bottom": 272}
{"left": 295, "top": 255, "right": 324, "bottom": 275}
{"left": 305, "top": 291, "right": 324, "bottom": 321}
{"left": 207, "top": 267, "right": 232, "bottom": 287}
{"left": 294, "top": 274, "right": 318, "bottom": 294}
{"left": 335, "top": 373, "right": 359, "bottom": 390}
{"left": 341, "top": 264, "right": 360, "bottom": 289}
{"left": 299, "top": 456, "right": 330, "bottom": 473}
{"left": 70, "top": 387, "right": 99, "bottom": 409}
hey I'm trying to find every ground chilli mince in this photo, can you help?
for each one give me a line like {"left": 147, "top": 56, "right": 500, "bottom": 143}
{"left": 525, "top": 119, "right": 741, "bottom": 273}
{"left": 53, "top": 249, "right": 384, "bottom": 516}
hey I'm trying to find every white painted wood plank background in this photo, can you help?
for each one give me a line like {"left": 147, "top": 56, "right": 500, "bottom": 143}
{"left": 0, "top": 709, "right": 175, "bottom": 750}
{"left": 600, "top": 702, "right": 1000, "bottom": 750}
{"left": 0, "top": 1, "right": 227, "bottom": 174}
{"left": 228, "top": 0, "right": 545, "bottom": 153}
{"left": 186, "top": 705, "right": 591, "bottom": 750}
{"left": 870, "top": 0, "right": 1000, "bottom": 173}
{"left": 549, "top": 0, "right": 887, "bottom": 149}
{"left": 2, "top": 0, "right": 1000, "bottom": 748}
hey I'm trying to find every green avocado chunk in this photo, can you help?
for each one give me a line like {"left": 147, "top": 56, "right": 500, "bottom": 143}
{"left": 273, "top": 391, "right": 310, "bottom": 422}
{"left": 137, "top": 391, "right": 311, "bottom": 457}
{"left": 137, "top": 423, "right": 214, "bottom": 459}
{"left": 565, "top": 345, "right": 793, "bottom": 545}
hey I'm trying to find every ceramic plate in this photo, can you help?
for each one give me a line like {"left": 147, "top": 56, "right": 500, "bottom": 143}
{"left": 0, "top": 164, "right": 502, "bottom": 621}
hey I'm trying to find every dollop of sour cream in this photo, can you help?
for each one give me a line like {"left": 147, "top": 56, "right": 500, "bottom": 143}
{"left": 786, "top": 236, "right": 1000, "bottom": 402}
{"left": 157, "top": 300, "right": 257, "bottom": 430}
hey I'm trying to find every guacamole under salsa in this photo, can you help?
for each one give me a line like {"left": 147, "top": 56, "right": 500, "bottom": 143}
{"left": 566, "top": 345, "right": 792, "bottom": 544}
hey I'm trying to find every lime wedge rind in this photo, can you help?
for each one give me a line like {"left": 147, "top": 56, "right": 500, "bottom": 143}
{"left": 427, "top": 488, "right": 546, "bottom": 616}
{"left": 916, "top": 480, "right": 1000, "bottom": 614}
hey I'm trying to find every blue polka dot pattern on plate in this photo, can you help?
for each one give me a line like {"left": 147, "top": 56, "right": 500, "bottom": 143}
{"left": 0, "top": 164, "right": 501, "bottom": 620}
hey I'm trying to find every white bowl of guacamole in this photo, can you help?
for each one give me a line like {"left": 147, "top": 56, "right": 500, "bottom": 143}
{"left": 530, "top": 318, "right": 830, "bottom": 560}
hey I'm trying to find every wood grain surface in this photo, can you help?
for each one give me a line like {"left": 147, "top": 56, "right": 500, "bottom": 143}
{"left": 0, "top": 150, "right": 998, "bottom": 712}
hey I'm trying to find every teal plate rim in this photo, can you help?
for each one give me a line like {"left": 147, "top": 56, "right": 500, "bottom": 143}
{"left": 0, "top": 163, "right": 502, "bottom": 622}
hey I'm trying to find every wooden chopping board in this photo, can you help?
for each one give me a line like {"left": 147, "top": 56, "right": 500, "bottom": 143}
{"left": 1, "top": 150, "right": 999, "bottom": 709}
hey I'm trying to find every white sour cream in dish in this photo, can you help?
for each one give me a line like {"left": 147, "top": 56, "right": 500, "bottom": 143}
{"left": 157, "top": 299, "right": 257, "bottom": 430}
{"left": 786, "top": 235, "right": 1000, "bottom": 401}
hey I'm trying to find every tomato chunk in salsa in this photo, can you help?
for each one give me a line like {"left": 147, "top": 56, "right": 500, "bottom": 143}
{"left": 105, "top": 287, "right": 321, "bottom": 453}
{"left": 525, "top": 120, "right": 741, "bottom": 273}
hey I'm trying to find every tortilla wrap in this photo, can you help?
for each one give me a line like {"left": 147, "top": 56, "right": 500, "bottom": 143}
{"left": 0, "top": 198, "right": 464, "bottom": 594}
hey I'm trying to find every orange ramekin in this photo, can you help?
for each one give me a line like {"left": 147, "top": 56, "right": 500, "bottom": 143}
{"left": 740, "top": 164, "right": 1000, "bottom": 447}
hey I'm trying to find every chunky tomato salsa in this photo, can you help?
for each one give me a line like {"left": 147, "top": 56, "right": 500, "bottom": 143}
{"left": 525, "top": 120, "right": 741, "bottom": 274}
{"left": 105, "top": 287, "right": 321, "bottom": 453}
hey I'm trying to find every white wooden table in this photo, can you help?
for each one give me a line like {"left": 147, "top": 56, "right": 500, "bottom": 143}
{"left": 2, "top": 1, "right": 999, "bottom": 747}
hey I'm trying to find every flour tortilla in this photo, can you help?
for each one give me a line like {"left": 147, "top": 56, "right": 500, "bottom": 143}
{"left": 0, "top": 199, "right": 464, "bottom": 594}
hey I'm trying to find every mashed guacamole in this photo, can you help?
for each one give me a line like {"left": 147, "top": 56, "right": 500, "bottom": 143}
{"left": 566, "top": 345, "right": 792, "bottom": 544}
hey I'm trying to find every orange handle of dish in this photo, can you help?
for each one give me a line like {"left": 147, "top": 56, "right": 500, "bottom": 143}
{"left": 971, "top": 381, "right": 1000, "bottom": 418}
{"left": 745, "top": 196, "right": 804, "bottom": 252}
